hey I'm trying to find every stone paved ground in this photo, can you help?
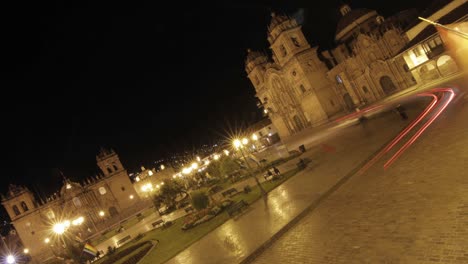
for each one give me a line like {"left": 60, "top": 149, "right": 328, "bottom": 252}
{"left": 164, "top": 100, "right": 429, "bottom": 264}
{"left": 251, "top": 90, "right": 468, "bottom": 263}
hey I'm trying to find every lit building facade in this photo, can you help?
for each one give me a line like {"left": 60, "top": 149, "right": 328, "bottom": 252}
{"left": 1, "top": 148, "right": 148, "bottom": 263}
{"left": 246, "top": 1, "right": 466, "bottom": 139}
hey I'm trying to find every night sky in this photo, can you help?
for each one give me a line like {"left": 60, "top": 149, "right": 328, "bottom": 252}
{"left": 2, "top": 0, "right": 429, "bottom": 199}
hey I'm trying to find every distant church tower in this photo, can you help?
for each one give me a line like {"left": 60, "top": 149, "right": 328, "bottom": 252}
{"left": 96, "top": 148, "right": 124, "bottom": 176}
{"left": 246, "top": 12, "right": 342, "bottom": 138}
{"left": 1, "top": 185, "right": 37, "bottom": 221}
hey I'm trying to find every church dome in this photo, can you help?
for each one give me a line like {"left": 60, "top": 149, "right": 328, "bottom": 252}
{"left": 60, "top": 180, "right": 83, "bottom": 199}
{"left": 335, "top": 6, "right": 378, "bottom": 41}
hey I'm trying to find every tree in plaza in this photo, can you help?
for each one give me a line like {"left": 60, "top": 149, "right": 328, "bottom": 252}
{"left": 190, "top": 191, "right": 210, "bottom": 210}
{"left": 206, "top": 156, "right": 241, "bottom": 179}
{"left": 153, "top": 178, "right": 188, "bottom": 210}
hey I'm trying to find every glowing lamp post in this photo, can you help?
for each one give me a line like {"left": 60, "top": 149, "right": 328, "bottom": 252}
{"left": 6, "top": 255, "right": 15, "bottom": 264}
{"left": 233, "top": 138, "right": 266, "bottom": 196}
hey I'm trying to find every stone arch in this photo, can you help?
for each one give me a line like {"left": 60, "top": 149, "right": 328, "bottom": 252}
{"left": 109, "top": 206, "right": 119, "bottom": 218}
{"left": 379, "top": 76, "right": 397, "bottom": 95}
{"left": 437, "top": 55, "right": 458, "bottom": 76}
{"left": 419, "top": 63, "right": 439, "bottom": 81}
{"left": 112, "top": 164, "right": 119, "bottom": 171}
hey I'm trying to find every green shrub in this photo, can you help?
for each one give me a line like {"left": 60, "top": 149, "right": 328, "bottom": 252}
{"left": 190, "top": 191, "right": 210, "bottom": 210}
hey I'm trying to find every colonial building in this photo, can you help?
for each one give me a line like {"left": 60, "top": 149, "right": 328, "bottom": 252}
{"left": 246, "top": 13, "right": 343, "bottom": 139}
{"left": 1, "top": 148, "right": 148, "bottom": 263}
{"left": 245, "top": 3, "right": 463, "bottom": 139}
{"left": 394, "top": 0, "right": 467, "bottom": 84}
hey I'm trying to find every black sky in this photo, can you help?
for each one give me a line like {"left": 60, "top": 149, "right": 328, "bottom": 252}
{"left": 2, "top": 0, "right": 430, "bottom": 198}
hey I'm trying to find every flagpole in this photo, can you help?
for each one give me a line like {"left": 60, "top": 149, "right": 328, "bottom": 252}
{"left": 418, "top": 17, "right": 468, "bottom": 39}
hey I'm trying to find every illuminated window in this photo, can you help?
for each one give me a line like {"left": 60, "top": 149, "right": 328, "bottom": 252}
{"left": 99, "top": 187, "right": 107, "bottom": 195}
{"left": 336, "top": 75, "right": 343, "bottom": 84}
{"left": 413, "top": 48, "right": 421, "bottom": 57}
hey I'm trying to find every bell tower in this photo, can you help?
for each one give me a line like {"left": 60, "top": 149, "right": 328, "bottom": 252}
{"left": 1, "top": 185, "right": 37, "bottom": 221}
{"left": 96, "top": 147, "right": 124, "bottom": 176}
{"left": 267, "top": 12, "right": 311, "bottom": 66}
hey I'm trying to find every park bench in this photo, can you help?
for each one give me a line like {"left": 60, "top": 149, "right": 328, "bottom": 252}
{"left": 116, "top": 235, "right": 131, "bottom": 247}
{"left": 151, "top": 219, "right": 165, "bottom": 229}
{"left": 227, "top": 200, "right": 248, "bottom": 217}
{"left": 208, "top": 185, "right": 224, "bottom": 195}
{"left": 221, "top": 188, "right": 238, "bottom": 198}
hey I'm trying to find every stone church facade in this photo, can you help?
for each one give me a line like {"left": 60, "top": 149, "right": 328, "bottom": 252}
{"left": 246, "top": 5, "right": 418, "bottom": 139}
{"left": 1, "top": 148, "right": 148, "bottom": 263}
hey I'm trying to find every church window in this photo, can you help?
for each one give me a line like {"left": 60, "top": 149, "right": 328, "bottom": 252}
{"left": 412, "top": 48, "right": 421, "bottom": 57}
{"left": 299, "top": 85, "right": 306, "bottom": 93}
{"left": 362, "top": 86, "right": 369, "bottom": 94}
{"left": 21, "top": 201, "right": 29, "bottom": 212}
{"left": 99, "top": 187, "right": 107, "bottom": 195}
{"left": 280, "top": 45, "right": 287, "bottom": 57}
{"left": 112, "top": 164, "right": 119, "bottom": 171}
{"left": 12, "top": 205, "right": 20, "bottom": 216}
{"left": 291, "top": 37, "right": 300, "bottom": 47}
{"left": 336, "top": 75, "right": 343, "bottom": 84}
{"left": 292, "top": 71, "right": 297, "bottom": 76}
{"left": 73, "top": 197, "right": 82, "bottom": 207}
{"left": 107, "top": 167, "right": 112, "bottom": 174}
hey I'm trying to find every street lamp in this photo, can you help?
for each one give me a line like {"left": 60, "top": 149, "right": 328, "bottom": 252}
{"left": 6, "top": 255, "right": 15, "bottom": 264}
{"left": 233, "top": 138, "right": 266, "bottom": 196}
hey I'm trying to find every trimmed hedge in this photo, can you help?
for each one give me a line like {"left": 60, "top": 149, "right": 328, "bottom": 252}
{"left": 100, "top": 241, "right": 151, "bottom": 264}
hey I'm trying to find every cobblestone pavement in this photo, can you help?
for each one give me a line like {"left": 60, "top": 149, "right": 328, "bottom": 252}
{"left": 251, "top": 90, "right": 468, "bottom": 263}
{"left": 164, "top": 100, "right": 427, "bottom": 264}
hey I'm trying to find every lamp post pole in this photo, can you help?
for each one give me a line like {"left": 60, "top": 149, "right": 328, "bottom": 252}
{"left": 234, "top": 139, "right": 266, "bottom": 196}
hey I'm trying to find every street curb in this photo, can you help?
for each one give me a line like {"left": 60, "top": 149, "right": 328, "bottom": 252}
{"left": 239, "top": 134, "right": 400, "bottom": 264}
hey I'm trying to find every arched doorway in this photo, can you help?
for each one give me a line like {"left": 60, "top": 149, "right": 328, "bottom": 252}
{"left": 437, "top": 55, "right": 458, "bottom": 76}
{"left": 379, "top": 76, "right": 397, "bottom": 94}
{"left": 343, "top": 93, "right": 354, "bottom": 110}
{"left": 293, "top": 115, "right": 305, "bottom": 131}
{"left": 419, "top": 63, "right": 439, "bottom": 81}
{"left": 108, "top": 206, "right": 119, "bottom": 218}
